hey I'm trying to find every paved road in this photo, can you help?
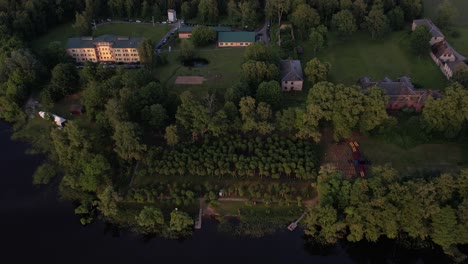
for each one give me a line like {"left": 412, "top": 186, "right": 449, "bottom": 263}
{"left": 255, "top": 20, "right": 270, "bottom": 45}
{"left": 155, "top": 21, "right": 181, "bottom": 52}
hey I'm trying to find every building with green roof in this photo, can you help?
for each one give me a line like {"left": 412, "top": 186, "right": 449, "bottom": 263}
{"left": 217, "top": 31, "right": 255, "bottom": 47}
{"left": 178, "top": 26, "right": 232, "bottom": 39}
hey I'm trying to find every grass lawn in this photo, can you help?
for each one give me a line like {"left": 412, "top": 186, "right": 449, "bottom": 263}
{"left": 31, "top": 23, "right": 171, "bottom": 51}
{"left": 360, "top": 137, "right": 466, "bottom": 173}
{"left": 94, "top": 23, "right": 171, "bottom": 42}
{"left": 300, "top": 31, "right": 449, "bottom": 89}
{"left": 31, "top": 23, "right": 75, "bottom": 51}
{"left": 156, "top": 46, "right": 246, "bottom": 97}
{"left": 445, "top": 26, "right": 468, "bottom": 56}
{"left": 423, "top": 0, "right": 468, "bottom": 26}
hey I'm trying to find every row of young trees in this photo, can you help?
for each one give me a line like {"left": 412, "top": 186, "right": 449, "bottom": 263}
{"left": 304, "top": 165, "right": 468, "bottom": 261}
{"left": 147, "top": 134, "right": 319, "bottom": 179}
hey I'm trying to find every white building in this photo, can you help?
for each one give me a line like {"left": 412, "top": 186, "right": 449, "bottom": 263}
{"left": 168, "top": 9, "right": 177, "bottom": 22}
{"left": 38, "top": 111, "right": 67, "bottom": 128}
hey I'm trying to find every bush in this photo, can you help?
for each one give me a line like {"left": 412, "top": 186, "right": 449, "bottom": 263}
{"left": 33, "top": 163, "right": 57, "bottom": 185}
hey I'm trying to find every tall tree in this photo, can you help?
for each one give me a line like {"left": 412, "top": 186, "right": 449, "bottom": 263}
{"left": 227, "top": 0, "right": 241, "bottom": 25}
{"left": 179, "top": 39, "right": 196, "bottom": 61}
{"left": 331, "top": 10, "right": 357, "bottom": 39}
{"left": 410, "top": 25, "right": 431, "bottom": 56}
{"left": 241, "top": 60, "right": 279, "bottom": 88}
{"left": 290, "top": 4, "right": 320, "bottom": 40}
{"left": 387, "top": 7, "right": 405, "bottom": 30}
{"left": 422, "top": 83, "right": 468, "bottom": 138}
{"left": 138, "top": 38, "right": 155, "bottom": 67}
{"left": 191, "top": 26, "right": 216, "bottom": 47}
{"left": 198, "top": 0, "right": 219, "bottom": 23}
{"left": 304, "top": 58, "right": 330, "bottom": 85}
{"left": 169, "top": 210, "right": 194, "bottom": 232}
{"left": 352, "top": 0, "right": 368, "bottom": 28}
{"left": 365, "top": 5, "right": 389, "bottom": 39}
{"left": 256, "top": 80, "right": 282, "bottom": 109}
{"left": 400, "top": 0, "right": 423, "bottom": 21}
{"left": 136, "top": 206, "right": 165, "bottom": 231}
{"left": 112, "top": 121, "right": 147, "bottom": 161}
{"left": 436, "top": 0, "right": 458, "bottom": 29}
{"left": 165, "top": 125, "right": 179, "bottom": 146}
{"left": 240, "top": 0, "right": 258, "bottom": 29}
{"left": 309, "top": 28, "right": 325, "bottom": 56}
{"left": 73, "top": 11, "right": 91, "bottom": 36}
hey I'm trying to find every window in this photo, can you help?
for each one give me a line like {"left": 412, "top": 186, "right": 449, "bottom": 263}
{"left": 290, "top": 82, "right": 294, "bottom": 85}
{"left": 72, "top": 49, "right": 75, "bottom": 52}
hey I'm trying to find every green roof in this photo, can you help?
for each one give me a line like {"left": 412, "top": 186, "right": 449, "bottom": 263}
{"left": 218, "top": 31, "right": 255, "bottom": 43}
{"left": 178, "top": 26, "right": 232, "bottom": 32}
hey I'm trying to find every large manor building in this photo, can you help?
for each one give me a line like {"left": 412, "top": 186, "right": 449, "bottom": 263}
{"left": 66, "top": 35, "right": 142, "bottom": 63}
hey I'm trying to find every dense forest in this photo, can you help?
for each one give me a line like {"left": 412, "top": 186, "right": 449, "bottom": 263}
{"left": 0, "top": 0, "right": 468, "bottom": 261}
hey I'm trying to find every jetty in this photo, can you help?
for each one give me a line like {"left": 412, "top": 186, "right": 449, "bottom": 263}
{"left": 194, "top": 198, "right": 203, "bottom": 229}
{"left": 287, "top": 211, "right": 307, "bottom": 231}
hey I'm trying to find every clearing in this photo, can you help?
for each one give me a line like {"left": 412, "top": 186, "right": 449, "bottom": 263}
{"left": 301, "top": 31, "right": 448, "bottom": 89}
{"left": 31, "top": 23, "right": 171, "bottom": 51}
{"left": 360, "top": 138, "right": 466, "bottom": 173}
{"left": 157, "top": 47, "right": 246, "bottom": 96}
{"left": 94, "top": 23, "right": 171, "bottom": 42}
{"left": 445, "top": 26, "right": 468, "bottom": 56}
{"left": 423, "top": 0, "right": 468, "bottom": 26}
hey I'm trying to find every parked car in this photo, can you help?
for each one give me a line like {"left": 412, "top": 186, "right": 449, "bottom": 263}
{"left": 136, "top": 20, "right": 141, "bottom": 23}
{"left": 162, "top": 21, "right": 167, "bottom": 24}
{"left": 106, "top": 18, "right": 111, "bottom": 22}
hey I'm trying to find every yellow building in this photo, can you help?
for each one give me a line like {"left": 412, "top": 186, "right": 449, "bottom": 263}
{"left": 66, "top": 35, "right": 142, "bottom": 63}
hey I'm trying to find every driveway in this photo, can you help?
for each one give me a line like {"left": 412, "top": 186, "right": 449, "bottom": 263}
{"left": 155, "top": 21, "right": 181, "bottom": 52}
{"left": 255, "top": 20, "right": 270, "bottom": 45}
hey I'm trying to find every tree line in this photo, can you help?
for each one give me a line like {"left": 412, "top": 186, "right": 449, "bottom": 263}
{"left": 304, "top": 165, "right": 468, "bottom": 261}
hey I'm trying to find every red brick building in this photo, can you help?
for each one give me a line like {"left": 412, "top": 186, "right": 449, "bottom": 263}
{"left": 360, "top": 76, "right": 441, "bottom": 112}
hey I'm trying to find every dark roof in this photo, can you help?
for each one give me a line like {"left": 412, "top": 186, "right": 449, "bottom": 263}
{"left": 446, "top": 60, "right": 468, "bottom": 72}
{"left": 66, "top": 35, "right": 142, "bottom": 49}
{"left": 431, "top": 41, "right": 454, "bottom": 58}
{"left": 413, "top": 19, "right": 444, "bottom": 38}
{"left": 218, "top": 31, "right": 255, "bottom": 43}
{"left": 280, "top": 60, "right": 303, "bottom": 82}
{"left": 360, "top": 76, "right": 441, "bottom": 103}
{"left": 178, "top": 26, "right": 232, "bottom": 33}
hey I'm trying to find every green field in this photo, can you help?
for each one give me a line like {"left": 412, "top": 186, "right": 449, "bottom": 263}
{"left": 31, "top": 23, "right": 75, "bottom": 51}
{"left": 94, "top": 23, "right": 171, "bottom": 42}
{"left": 31, "top": 23, "right": 171, "bottom": 51}
{"left": 446, "top": 26, "right": 468, "bottom": 56}
{"left": 423, "top": 0, "right": 468, "bottom": 25}
{"left": 300, "top": 31, "right": 449, "bottom": 89}
{"left": 157, "top": 46, "right": 246, "bottom": 96}
{"left": 360, "top": 138, "right": 466, "bottom": 173}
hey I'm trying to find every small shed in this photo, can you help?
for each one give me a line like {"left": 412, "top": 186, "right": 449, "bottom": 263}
{"left": 168, "top": 9, "right": 177, "bottom": 22}
{"left": 38, "top": 111, "right": 67, "bottom": 128}
{"left": 69, "top": 104, "right": 84, "bottom": 115}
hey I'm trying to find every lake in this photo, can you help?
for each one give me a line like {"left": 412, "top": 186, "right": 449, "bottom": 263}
{"left": 0, "top": 122, "right": 449, "bottom": 263}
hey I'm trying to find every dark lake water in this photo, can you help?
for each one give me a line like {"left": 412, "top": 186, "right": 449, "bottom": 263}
{"left": 0, "top": 122, "right": 451, "bottom": 263}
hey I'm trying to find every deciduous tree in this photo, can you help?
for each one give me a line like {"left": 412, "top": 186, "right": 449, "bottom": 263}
{"left": 331, "top": 10, "right": 357, "bottom": 39}
{"left": 112, "top": 121, "right": 147, "bottom": 161}
{"left": 304, "top": 58, "right": 330, "bottom": 84}
{"left": 256, "top": 80, "right": 282, "bottom": 109}
{"left": 191, "top": 26, "right": 216, "bottom": 47}
{"left": 410, "top": 25, "right": 431, "bottom": 56}
{"left": 290, "top": 4, "right": 320, "bottom": 39}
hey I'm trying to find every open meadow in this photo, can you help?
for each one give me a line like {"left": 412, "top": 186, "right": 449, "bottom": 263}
{"left": 300, "top": 31, "right": 449, "bottom": 89}
{"left": 31, "top": 23, "right": 171, "bottom": 51}
{"left": 423, "top": 0, "right": 468, "bottom": 25}
{"left": 156, "top": 46, "right": 246, "bottom": 96}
